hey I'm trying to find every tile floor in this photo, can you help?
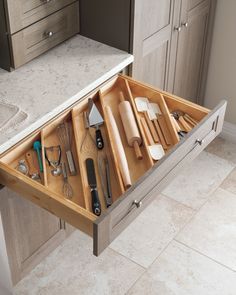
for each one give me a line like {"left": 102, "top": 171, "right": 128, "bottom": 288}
{"left": 14, "top": 138, "right": 236, "bottom": 295}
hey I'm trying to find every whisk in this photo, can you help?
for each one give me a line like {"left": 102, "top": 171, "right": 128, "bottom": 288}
{"left": 62, "top": 162, "right": 73, "bottom": 199}
{"left": 57, "top": 122, "right": 77, "bottom": 176}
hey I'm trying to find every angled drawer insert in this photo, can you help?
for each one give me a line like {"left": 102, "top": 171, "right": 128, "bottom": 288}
{"left": 0, "top": 75, "right": 226, "bottom": 255}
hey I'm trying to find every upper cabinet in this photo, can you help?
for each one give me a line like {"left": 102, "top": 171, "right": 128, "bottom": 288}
{"left": 80, "top": 0, "right": 216, "bottom": 104}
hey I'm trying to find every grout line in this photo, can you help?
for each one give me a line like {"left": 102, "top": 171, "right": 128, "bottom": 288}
{"left": 161, "top": 193, "right": 197, "bottom": 212}
{"left": 174, "top": 239, "right": 236, "bottom": 273}
{"left": 108, "top": 247, "right": 146, "bottom": 270}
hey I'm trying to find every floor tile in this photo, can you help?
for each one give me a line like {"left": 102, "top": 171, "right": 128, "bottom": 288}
{"left": 109, "top": 195, "right": 194, "bottom": 268}
{"left": 127, "top": 241, "right": 236, "bottom": 295}
{"left": 206, "top": 137, "right": 236, "bottom": 164}
{"left": 14, "top": 231, "right": 144, "bottom": 295}
{"left": 176, "top": 188, "right": 236, "bottom": 271}
{"left": 163, "top": 151, "right": 234, "bottom": 209}
{"left": 221, "top": 167, "right": 236, "bottom": 195}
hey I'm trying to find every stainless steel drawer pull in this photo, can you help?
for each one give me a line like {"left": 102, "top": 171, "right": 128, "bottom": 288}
{"left": 174, "top": 26, "right": 181, "bottom": 32}
{"left": 44, "top": 31, "right": 54, "bottom": 38}
{"left": 133, "top": 200, "right": 142, "bottom": 208}
{"left": 196, "top": 139, "right": 205, "bottom": 145}
{"left": 181, "top": 22, "right": 188, "bottom": 28}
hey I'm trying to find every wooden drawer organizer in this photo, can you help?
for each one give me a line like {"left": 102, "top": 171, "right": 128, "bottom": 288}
{"left": 0, "top": 75, "right": 226, "bottom": 255}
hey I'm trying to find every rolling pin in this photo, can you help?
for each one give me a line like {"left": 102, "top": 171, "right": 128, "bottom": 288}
{"left": 118, "top": 92, "right": 143, "bottom": 160}
{"left": 105, "top": 106, "right": 132, "bottom": 189}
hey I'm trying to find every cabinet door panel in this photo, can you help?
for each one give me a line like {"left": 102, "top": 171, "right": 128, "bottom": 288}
{"left": 189, "top": 0, "right": 205, "bottom": 10}
{"left": 0, "top": 188, "right": 66, "bottom": 284}
{"left": 141, "top": 42, "right": 168, "bottom": 89}
{"left": 142, "top": 0, "right": 172, "bottom": 39}
{"left": 132, "top": 0, "right": 178, "bottom": 91}
{"left": 173, "top": 0, "right": 210, "bottom": 102}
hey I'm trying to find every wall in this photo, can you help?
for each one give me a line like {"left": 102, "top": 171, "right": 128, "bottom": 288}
{"left": 204, "top": 0, "right": 236, "bottom": 124}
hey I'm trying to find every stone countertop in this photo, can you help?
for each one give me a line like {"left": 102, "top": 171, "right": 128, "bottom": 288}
{"left": 0, "top": 35, "right": 133, "bottom": 154}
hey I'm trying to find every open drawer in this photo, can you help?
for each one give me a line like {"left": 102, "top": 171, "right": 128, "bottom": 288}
{"left": 0, "top": 75, "right": 226, "bottom": 256}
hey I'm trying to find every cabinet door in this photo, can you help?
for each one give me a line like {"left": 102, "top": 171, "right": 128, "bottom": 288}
{"left": 0, "top": 188, "right": 67, "bottom": 284}
{"left": 172, "top": 0, "right": 211, "bottom": 102}
{"left": 132, "top": 0, "right": 180, "bottom": 91}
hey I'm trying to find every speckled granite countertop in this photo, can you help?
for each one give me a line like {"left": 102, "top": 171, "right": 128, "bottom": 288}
{"left": 0, "top": 35, "right": 133, "bottom": 154}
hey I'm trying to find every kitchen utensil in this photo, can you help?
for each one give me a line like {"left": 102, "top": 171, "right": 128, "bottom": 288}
{"left": 85, "top": 158, "right": 101, "bottom": 216}
{"left": 62, "top": 162, "right": 73, "bottom": 199}
{"left": 87, "top": 98, "right": 104, "bottom": 150}
{"left": 135, "top": 97, "right": 159, "bottom": 143}
{"left": 148, "top": 108, "right": 168, "bottom": 149}
{"left": 140, "top": 117, "right": 154, "bottom": 145}
{"left": 25, "top": 151, "right": 41, "bottom": 181}
{"left": 119, "top": 92, "right": 143, "bottom": 160}
{"left": 57, "top": 122, "right": 77, "bottom": 176}
{"left": 170, "top": 114, "right": 182, "bottom": 133}
{"left": 17, "top": 159, "right": 28, "bottom": 175}
{"left": 148, "top": 145, "right": 165, "bottom": 160}
{"left": 105, "top": 156, "right": 112, "bottom": 205}
{"left": 183, "top": 113, "right": 198, "bottom": 127}
{"left": 140, "top": 117, "right": 165, "bottom": 160}
{"left": 105, "top": 106, "right": 132, "bottom": 189}
{"left": 80, "top": 111, "right": 96, "bottom": 152}
{"left": 172, "top": 110, "right": 192, "bottom": 132}
{"left": 148, "top": 102, "right": 172, "bottom": 145}
{"left": 98, "top": 154, "right": 112, "bottom": 207}
{"left": 45, "top": 145, "right": 62, "bottom": 176}
{"left": 33, "top": 141, "right": 43, "bottom": 173}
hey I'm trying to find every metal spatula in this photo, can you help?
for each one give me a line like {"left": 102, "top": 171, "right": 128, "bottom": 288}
{"left": 87, "top": 98, "right": 104, "bottom": 150}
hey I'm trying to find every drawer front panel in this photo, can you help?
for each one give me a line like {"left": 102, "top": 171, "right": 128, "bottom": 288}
{"left": 11, "top": 2, "right": 79, "bottom": 68}
{"left": 93, "top": 100, "right": 226, "bottom": 256}
{"left": 6, "top": 0, "right": 77, "bottom": 34}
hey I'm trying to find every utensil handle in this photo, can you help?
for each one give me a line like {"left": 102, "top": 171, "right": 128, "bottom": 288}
{"left": 105, "top": 106, "right": 132, "bottom": 189}
{"left": 66, "top": 150, "right": 77, "bottom": 176}
{"left": 36, "top": 148, "right": 43, "bottom": 173}
{"left": 105, "top": 160, "right": 112, "bottom": 207}
{"left": 96, "top": 129, "right": 104, "bottom": 150}
{"left": 91, "top": 189, "right": 101, "bottom": 216}
{"left": 133, "top": 141, "right": 143, "bottom": 160}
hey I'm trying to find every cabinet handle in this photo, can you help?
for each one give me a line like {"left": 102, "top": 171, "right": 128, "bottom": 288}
{"left": 181, "top": 22, "right": 188, "bottom": 28}
{"left": 133, "top": 200, "right": 143, "bottom": 208}
{"left": 196, "top": 139, "right": 205, "bottom": 146}
{"left": 44, "top": 31, "right": 54, "bottom": 38}
{"left": 174, "top": 26, "right": 181, "bottom": 32}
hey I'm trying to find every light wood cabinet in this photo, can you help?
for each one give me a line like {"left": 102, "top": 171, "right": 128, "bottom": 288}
{"left": 0, "top": 0, "right": 80, "bottom": 71}
{"left": 80, "top": 0, "right": 216, "bottom": 104}
{"left": 132, "top": 0, "right": 178, "bottom": 91}
{"left": 132, "top": 0, "right": 216, "bottom": 104}
{"left": 169, "top": 0, "right": 212, "bottom": 102}
{"left": 0, "top": 187, "right": 70, "bottom": 284}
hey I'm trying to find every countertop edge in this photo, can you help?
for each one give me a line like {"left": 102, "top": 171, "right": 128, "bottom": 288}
{"left": 0, "top": 55, "right": 134, "bottom": 155}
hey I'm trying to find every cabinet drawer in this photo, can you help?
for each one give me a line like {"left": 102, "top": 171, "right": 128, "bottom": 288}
{"left": 10, "top": 2, "right": 79, "bottom": 69}
{"left": 5, "top": 0, "right": 77, "bottom": 34}
{"left": 0, "top": 75, "right": 226, "bottom": 256}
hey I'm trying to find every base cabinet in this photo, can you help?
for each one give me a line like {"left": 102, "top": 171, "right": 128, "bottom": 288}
{"left": 0, "top": 188, "right": 72, "bottom": 284}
